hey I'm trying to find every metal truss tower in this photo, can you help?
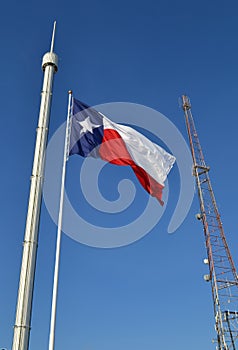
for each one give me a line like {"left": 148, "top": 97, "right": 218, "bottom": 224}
{"left": 182, "top": 95, "right": 238, "bottom": 349}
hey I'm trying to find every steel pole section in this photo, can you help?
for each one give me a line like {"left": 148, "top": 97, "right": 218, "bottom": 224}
{"left": 12, "top": 29, "right": 58, "bottom": 350}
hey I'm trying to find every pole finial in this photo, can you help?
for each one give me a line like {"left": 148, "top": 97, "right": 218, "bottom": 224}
{"left": 50, "top": 21, "right": 57, "bottom": 53}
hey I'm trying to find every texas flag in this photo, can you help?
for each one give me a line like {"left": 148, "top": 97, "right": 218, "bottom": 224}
{"left": 69, "top": 98, "right": 176, "bottom": 205}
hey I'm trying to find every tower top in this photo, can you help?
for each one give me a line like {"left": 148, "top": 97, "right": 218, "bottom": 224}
{"left": 181, "top": 95, "right": 191, "bottom": 111}
{"left": 42, "top": 21, "right": 58, "bottom": 72}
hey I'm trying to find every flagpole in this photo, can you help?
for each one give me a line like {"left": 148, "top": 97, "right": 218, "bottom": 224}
{"left": 48, "top": 91, "right": 73, "bottom": 350}
{"left": 12, "top": 22, "right": 58, "bottom": 350}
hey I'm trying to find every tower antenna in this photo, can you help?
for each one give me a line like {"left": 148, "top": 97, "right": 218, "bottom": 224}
{"left": 50, "top": 21, "right": 56, "bottom": 53}
{"left": 12, "top": 22, "right": 58, "bottom": 350}
{"left": 181, "top": 95, "right": 238, "bottom": 349}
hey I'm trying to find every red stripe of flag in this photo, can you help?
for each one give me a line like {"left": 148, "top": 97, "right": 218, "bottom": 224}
{"left": 99, "top": 129, "right": 164, "bottom": 205}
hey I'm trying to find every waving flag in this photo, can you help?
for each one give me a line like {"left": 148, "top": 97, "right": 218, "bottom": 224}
{"left": 69, "top": 98, "right": 175, "bottom": 205}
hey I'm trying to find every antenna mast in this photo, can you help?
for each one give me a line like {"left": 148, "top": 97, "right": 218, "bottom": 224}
{"left": 181, "top": 95, "right": 238, "bottom": 349}
{"left": 12, "top": 22, "right": 58, "bottom": 350}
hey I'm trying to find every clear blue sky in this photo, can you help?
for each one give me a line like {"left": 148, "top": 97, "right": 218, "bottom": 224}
{"left": 1, "top": 1, "right": 238, "bottom": 349}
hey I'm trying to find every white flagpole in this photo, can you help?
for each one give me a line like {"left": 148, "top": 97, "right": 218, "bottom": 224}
{"left": 48, "top": 90, "right": 73, "bottom": 350}
{"left": 12, "top": 22, "right": 58, "bottom": 350}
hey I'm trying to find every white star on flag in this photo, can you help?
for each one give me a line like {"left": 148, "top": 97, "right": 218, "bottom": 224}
{"left": 77, "top": 116, "right": 101, "bottom": 135}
